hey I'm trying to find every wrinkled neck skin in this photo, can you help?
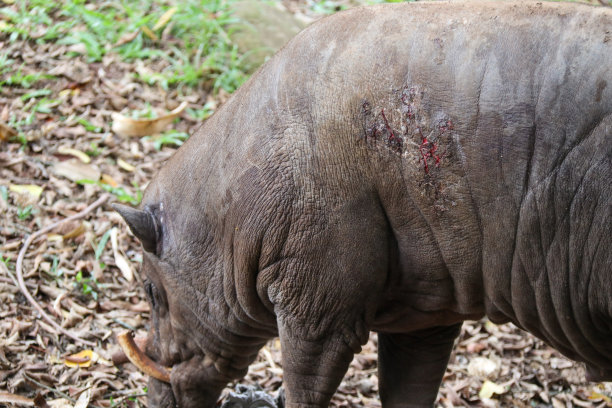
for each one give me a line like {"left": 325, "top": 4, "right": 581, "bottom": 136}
{"left": 141, "top": 157, "right": 282, "bottom": 407}
{"left": 139, "top": 136, "right": 279, "bottom": 405}
{"left": 139, "top": 2, "right": 612, "bottom": 405}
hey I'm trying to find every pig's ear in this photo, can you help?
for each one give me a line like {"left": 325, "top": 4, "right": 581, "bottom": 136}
{"left": 113, "top": 203, "right": 159, "bottom": 254}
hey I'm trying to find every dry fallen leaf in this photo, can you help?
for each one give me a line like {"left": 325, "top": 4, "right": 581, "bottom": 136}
{"left": 73, "top": 385, "right": 91, "bottom": 408}
{"left": 33, "top": 394, "right": 51, "bottom": 408}
{"left": 46, "top": 234, "right": 64, "bottom": 242}
{"left": 46, "top": 399, "right": 72, "bottom": 408}
{"left": 114, "top": 31, "right": 139, "bottom": 47}
{"left": 62, "top": 222, "right": 86, "bottom": 240}
{"left": 111, "top": 101, "right": 187, "bottom": 137}
{"left": 51, "top": 159, "right": 101, "bottom": 182}
{"left": 467, "top": 356, "right": 501, "bottom": 380}
{"left": 479, "top": 380, "right": 507, "bottom": 399}
{"left": 117, "top": 158, "right": 136, "bottom": 172}
{"left": 111, "top": 227, "right": 133, "bottom": 282}
{"left": 49, "top": 59, "right": 92, "bottom": 84}
{"left": 0, "top": 392, "right": 34, "bottom": 406}
{"left": 153, "top": 7, "right": 178, "bottom": 30}
{"left": 64, "top": 350, "right": 97, "bottom": 368}
{"left": 0, "top": 121, "right": 17, "bottom": 141}
{"left": 589, "top": 391, "right": 612, "bottom": 404}
{"left": 101, "top": 174, "right": 119, "bottom": 188}
{"left": 58, "top": 146, "right": 91, "bottom": 163}
{"left": 9, "top": 184, "right": 43, "bottom": 200}
{"left": 141, "top": 25, "right": 158, "bottom": 41}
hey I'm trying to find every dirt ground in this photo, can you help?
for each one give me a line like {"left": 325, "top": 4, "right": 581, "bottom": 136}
{"left": 1, "top": 1, "right": 611, "bottom": 407}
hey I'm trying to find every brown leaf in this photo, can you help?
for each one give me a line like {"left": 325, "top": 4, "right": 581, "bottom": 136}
{"left": 141, "top": 25, "right": 158, "bottom": 41}
{"left": 117, "top": 158, "right": 136, "bottom": 172}
{"left": 9, "top": 184, "right": 43, "bottom": 201}
{"left": 32, "top": 394, "right": 50, "bottom": 408}
{"left": 48, "top": 59, "right": 92, "bottom": 83}
{"left": 153, "top": 7, "right": 178, "bottom": 30}
{"left": 111, "top": 101, "right": 187, "bottom": 137}
{"left": 100, "top": 174, "right": 119, "bottom": 188}
{"left": 51, "top": 159, "right": 101, "bottom": 182}
{"left": 0, "top": 392, "right": 34, "bottom": 406}
{"left": 114, "top": 31, "right": 139, "bottom": 47}
{"left": 62, "top": 222, "right": 86, "bottom": 240}
{"left": 73, "top": 386, "right": 91, "bottom": 408}
{"left": 111, "top": 227, "right": 133, "bottom": 282}
{"left": 0, "top": 121, "right": 17, "bottom": 141}
{"left": 57, "top": 146, "right": 91, "bottom": 163}
{"left": 64, "top": 350, "right": 96, "bottom": 368}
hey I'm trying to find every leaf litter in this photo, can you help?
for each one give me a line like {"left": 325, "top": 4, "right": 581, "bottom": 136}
{"left": 1, "top": 0, "right": 611, "bottom": 407}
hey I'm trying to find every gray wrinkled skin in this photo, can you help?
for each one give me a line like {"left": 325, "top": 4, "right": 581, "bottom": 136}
{"left": 116, "top": 2, "right": 612, "bottom": 407}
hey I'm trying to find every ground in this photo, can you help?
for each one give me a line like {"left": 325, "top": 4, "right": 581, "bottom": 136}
{"left": 0, "top": 1, "right": 611, "bottom": 407}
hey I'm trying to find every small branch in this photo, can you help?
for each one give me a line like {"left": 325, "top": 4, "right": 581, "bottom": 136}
{"left": 22, "top": 373, "right": 75, "bottom": 403}
{"left": 0, "top": 391, "right": 34, "bottom": 406}
{"left": 16, "top": 194, "right": 110, "bottom": 347}
{"left": 23, "top": 373, "right": 105, "bottom": 408}
{"left": 0, "top": 262, "right": 20, "bottom": 288}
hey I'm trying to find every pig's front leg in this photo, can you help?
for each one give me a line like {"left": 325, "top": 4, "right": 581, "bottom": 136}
{"left": 268, "top": 195, "right": 390, "bottom": 406}
{"left": 278, "top": 321, "right": 362, "bottom": 407}
{"left": 378, "top": 324, "right": 462, "bottom": 407}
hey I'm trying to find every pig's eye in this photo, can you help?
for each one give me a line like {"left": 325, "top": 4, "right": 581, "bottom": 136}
{"left": 144, "top": 280, "right": 159, "bottom": 309}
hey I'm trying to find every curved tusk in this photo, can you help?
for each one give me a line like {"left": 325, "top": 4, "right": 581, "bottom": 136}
{"left": 116, "top": 331, "right": 172, "bottom": 383}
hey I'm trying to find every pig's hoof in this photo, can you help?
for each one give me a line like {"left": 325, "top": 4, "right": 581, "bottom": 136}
{"left": 221, "top": 384, "right": 279, "bottom": 408}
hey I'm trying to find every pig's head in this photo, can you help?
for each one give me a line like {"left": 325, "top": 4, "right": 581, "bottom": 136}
{"left": 113, "top": 199, "right": 271, "bottom": 407}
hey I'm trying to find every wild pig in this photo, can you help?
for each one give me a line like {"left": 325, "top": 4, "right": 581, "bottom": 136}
{"left": 114, "top": 1, "right": 612, "bottom": 407}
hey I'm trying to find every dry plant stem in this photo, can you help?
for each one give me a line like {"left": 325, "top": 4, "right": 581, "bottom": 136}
{"left": 116, "top": 331, "right": 172, "bottom": 382}
{"left": 16, "top": 194, "right": 111, "bottom": 348}
{"left": 23, "top": 373, "right": 107, "bottom": 408}
{"left": 0, "top": 391, "right": 34, "bottom": 406}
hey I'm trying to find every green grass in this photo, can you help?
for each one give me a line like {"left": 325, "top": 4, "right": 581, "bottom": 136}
{"left": 74, "top": 270, "right": 99, "bottom": 300}
{"left": 75, "top": 117, "right": 103, "bottom": 133}
{"left": 91, "top": 229, "right": 112, "bottom": 272}
{"left": 76, "top": 179, "right": 142, "bottom": 205}
{"left": 17, "top": 204, "right": 35, "bottom": 220}
{"left": 7, "top": 112, "right": 35, "bottom": 147}
{"left": 0, "top": 0, "right": 250, "bottom": 155}
{"left": 150, "top": 130, "right": 190, "bottom": 150}
{"left": 0, "top": 186, "right": 8, "bottom": 203}
{"left": 0, "top": 0, "right": 249, "bottom": 93}
{"left": 187, "top": 101, "right": 215, "bottom": 120}
{"left": 0, "top": 68, "right": 54, "bottom": 89}
{"left": 0, "top": 254, "right": 12, "bottom": 270}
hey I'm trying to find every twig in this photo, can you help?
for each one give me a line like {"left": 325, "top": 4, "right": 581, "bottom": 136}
{"left": 16, "top": 194, "right": 110, "bottom": 347}
{"left": 23, "top": 373, "right": 75, "bottom": 403}
{"left": 0, "top": 261, "right": 20, "bottom": 288}
{"left": 112, "top": 318, "right": 138, "bottom": 331}
{"left": 23, "top": 373, "right": 105, "bottom": 408}
{"left": 0, "top": 391, "right": 34, "bottom": 406}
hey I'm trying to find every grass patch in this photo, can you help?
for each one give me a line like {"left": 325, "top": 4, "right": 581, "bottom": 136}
{"left": 76, "top": 179, "right": 142, "bottom": 205}
{"left": 0, "top": 0, "right": 249, "bottom": 93}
